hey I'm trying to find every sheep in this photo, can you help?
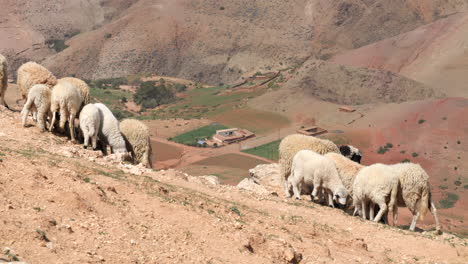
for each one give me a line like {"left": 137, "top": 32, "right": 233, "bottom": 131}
{"left": 353, "top": 164, "right": 399, "bottom": 223}
{"left": 17, "top": 61, "right": 57, "bottom": 101}
{"left": 288, "top": 150, "right": 348, "bottom": 207}
{"left": 0, "top": 54, "right": 8, "bottom": 108}
{"left": 339, "top": 145, "right": 362, "bottom": 163}
{"left": 119, "top": 119, "right": 153, "bottom": 168}
{"left": 79, "top": 104, "right": 101, "bottom": 150}
{"left": 49, "top": 81, "right": 82, "bottom": 142}
{"left": 21, "top": 84, "right": 52, "bottom": 132}
{"left": 279, "top": 134, "right": 340, "bottom": 197}
{"left": 94, "top": 103, "right": 128, "bottom": 155}
{"left": 325, "top": 152, "right": 364, "bottom": 208}
{"left": 58, "top": 77, "right": 90, "bottom": 107}
{"left": 390, "top": 163, "right": 441, "bottom": 232}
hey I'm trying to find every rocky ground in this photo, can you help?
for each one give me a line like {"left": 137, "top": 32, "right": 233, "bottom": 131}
{"left": 0, "top": 107, "right": 467, "bottom": 264}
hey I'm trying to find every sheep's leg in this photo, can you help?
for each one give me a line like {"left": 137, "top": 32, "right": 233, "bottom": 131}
{"left": 292, "top": 182, "right": 301, "bottom": 200}
{"left": 409, "top": 212, "right": 420, "bottom": 231}
{"left": 37, "top": 111, "right": 46, "bottom": 132}
{"left": 49, "top": 112, "right": 57, "bottom": 132}
{"left": 361, "top": 200, "right": 367, "bottom": 220}
{"left": 59, "top": 106, "right": 68, "bottom": 131}
{"left": 393, "top": 205, "right": 398, "bottom": 226}
{"left": 327, "top": 192, "right": 335, "bottom": 208}
{"left": 92, "top": 134, "right": 98, "bottom": 150}
{"left": 21, "top": 104, "right": 31, "bottom": 127}
{"left": 373, "top": 201, "right": 387, "bottom": 223}
{"left": 369, "top": 202, "right": 375, "bottom": 220}
{"left": 430, "top": 201, "right": 441, "bottom": 233}
{"left": 69, "top": 112, "right": 77, "bottom": 142}
{"left": 284, "top": 180, "right": 292, "bottom": 198}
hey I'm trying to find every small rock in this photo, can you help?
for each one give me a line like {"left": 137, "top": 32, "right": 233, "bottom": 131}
{"left": 130, "top": 239, "right": 137, "bottom": 245}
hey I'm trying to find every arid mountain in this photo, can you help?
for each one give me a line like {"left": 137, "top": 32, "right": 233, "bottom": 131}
{"left": 332, "top": 11, "right": 468, "bottom": 97}
{"left": 1, "top": 0, "right": 467, "bottom": 85}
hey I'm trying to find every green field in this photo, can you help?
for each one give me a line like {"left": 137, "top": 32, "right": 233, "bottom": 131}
{"left": 242, "top": 140, "right": 281, "bottom": 161}
{"left": 169, "top": 123, "right": 228, "bottom": 146}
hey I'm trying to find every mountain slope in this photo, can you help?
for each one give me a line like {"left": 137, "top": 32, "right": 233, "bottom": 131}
{"left": 332, "top": 11, "right": 468, "bottom": 97}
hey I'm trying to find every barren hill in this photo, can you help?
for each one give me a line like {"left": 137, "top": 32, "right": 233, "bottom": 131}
{"left": 332, "top": 11, "right": 468, "bottom": 97}
{"left": 2, "top": 0, "right": 467, "bottom": 85}
{"left": 0, "top": 106, "right": 467, "bottom": 263}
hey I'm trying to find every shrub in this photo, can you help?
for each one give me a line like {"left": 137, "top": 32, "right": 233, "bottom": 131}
{"left": 385, "top": 142, "right": 393, "bottom": 148}
{"left": 121, "top": 97, "right": 128, "bottom": 103}
{"left": 439, "top": 185, "right": 448, "bottom": 190}
{"left": 104, "top": 33, "right": 112, "bottom": 39}
{"left": 454, "top": 180, "right": 461, "bottom": 186}
{"left": 401, "top": 159, "right": 410, "bottom": 163}
{"left": 411, "top": 152, "right": 419, "bottom": 157}
{"left": 418, "top": 119, "right": 426, "bottom": 124}
{"left": 439, "top": 192, "right": 459, "bottom": 209}
{"left": 464, "top": 185, "right": 468, "bottom": 189}
{"left": 111, "top": 109, "right": 134, "bottom": 120}
{"left": 377, "top": 146, "right": 389, "bottom": 154}
{"left": 46, "top": 39, "right": 69, "bottom": 52}
{"left": 400, "top": 150, "right": 406, "bottom": 154}
{"left": 174, "top": 83, "right": 187, "bottom": 92}
{"left": 457, "top": 140, "right": 461, "bottom": 144}
{"left": 134, "top": 81, "right": 176, "bottom": 108}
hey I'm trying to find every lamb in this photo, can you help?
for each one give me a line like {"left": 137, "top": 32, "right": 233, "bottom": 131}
{"left": 49, "top": 81, "right": 82, "bottom": 142}
{"left": 119, "top": 119, "right": 153, "bottom": 168}
{"left": 94, "top": 103, "right": 128, "bottom": 155}
{"left": 352, "top": 164, "right": 399, "bottom": 223}
{"left": 0, "top": 54, "right": 8, "bottom": 108}
{"left": 279, "top": 134, "right": 340, "bottom": 197}
{"left": 58, "top": 77, "right": 90, "bottom": 106}
{"left": 17, "top": 62, "right": 57, "bottom": 101}
{"left": 390, "top": 163, "right": 441, "bottom": 232}
{"left": 288, "top": 150, "right": 348, "bottom": 207}
{"left": 79, "top": 104, "right": 101, "bottom": 150}
{"left": 21, "top": 84, "right": 52, "bottom": 132}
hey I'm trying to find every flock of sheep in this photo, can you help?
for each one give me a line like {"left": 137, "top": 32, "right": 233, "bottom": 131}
{"left": 0, "top": 54, "right": 441, "bottom": 233}
{"left": 0, "top": 54, "right": 152, "bottom": 168}
{"left": 279, "top": 134, "right": 441, "bottom": 232}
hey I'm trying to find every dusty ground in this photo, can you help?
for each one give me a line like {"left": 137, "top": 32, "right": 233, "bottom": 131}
{"left": 0, "top": 107, "right": 467, "bottom": 264}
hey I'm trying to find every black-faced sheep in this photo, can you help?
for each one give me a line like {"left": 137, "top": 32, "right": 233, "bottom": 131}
{"left": 353, "top": 164, "right": 399, "bottom": 223}
{"left": 17, "top": 62, "right": 57, "bottom": 101}
{"left": 288, "top": 150, "right": 348, "bottom": 207}
{"left": 390, "top": 163, "right": 441, "bottom": 232}
{"left": 79, "top": 104, "right": 101, "bottom": 150}
{"left": 49, "top": 81, "right": 83, "bottom": 142}
{"left": 119, "top": 119, "right": 153, "bottom": 168}
{"left": 21, "top": 84, "right": 52, "bottom": 132}
{"left": 339, "top": 145, "right": 362, "bottom": 163}
{"left": 94, "top": 103, "right": 127, "bottom": 155}
{"left": 279, "top": 134, "right": 340, "bottom": 197}
{"left": 0, "top": 54, "right": 8, "bottom": 108}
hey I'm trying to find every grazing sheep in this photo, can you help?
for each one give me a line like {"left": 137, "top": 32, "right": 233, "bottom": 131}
{"left": 94, "top": 103, "right": 127, "bottom": 155}
{"left": 339, "top": 145, "right": 362, "bottom": 163}
{"left": 49, "top": 81, "right": 82, "bottom": 142}
{"left": 288, "top": 150, "right": 348, "bottom": 207}
{"left": 0, "top": 54, "right": 8, "bottom": 108}
{"left": 325, "top": 152, "right": 364, "bottom": 208}
{"left": 58, "top": 77, "right": 90, "bottom": 106}
{"left": 390, "top": 163, "right": 441, "bottom": 232}
{"left": 353, "top": 164, "right": 399, "bottom": 222}
{"left": 79, "top": 104, "right": 101, "bottom": 150}
{"left": 21, "top": 84, "right": 52, "bottom": 132}
{"left": 17, "top": 62, "right": 57, "bottom": 101}
{"left": 279, "top": 134, "right": 340, "bottom": 197}
{"left": 120, "top": 119, "right": 153, "bottom": 168}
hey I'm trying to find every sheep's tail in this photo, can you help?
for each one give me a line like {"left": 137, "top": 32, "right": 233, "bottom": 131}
{"left": 419, "top": 185, "right": 430, "bottom": 221}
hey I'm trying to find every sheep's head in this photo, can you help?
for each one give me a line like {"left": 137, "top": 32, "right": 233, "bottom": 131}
{"left": 339, "top": 145, "right": 362, "bottom": 164}
{"left": 333, "top": 187, "right": 348, "bottom": 205}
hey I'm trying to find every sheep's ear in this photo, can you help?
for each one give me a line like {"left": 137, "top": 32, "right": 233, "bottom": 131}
{"left": 339, "top": 145, "right": 351, "bottom": 157}
{"left": 351, "top": 154, "right": 362, "bottom": 163}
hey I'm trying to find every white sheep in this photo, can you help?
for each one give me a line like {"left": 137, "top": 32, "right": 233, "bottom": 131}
{"left": 353, "top": 164, "right": 399, "bottom": 222}
{"left": 288, "top": 150, "right": 348, "bottom": 207}
{"left": 49, "top": 81, "right": 83, "bottom": 142}
{"left": 94, "top": 103, "right": 128, "bottom": 155}
{"left": 390, "top": 163, "right": 441, "bottom": 232}
{"left": 17, "top": 61, "right": 57, "bottom": 101}
{"left": 58, "top": 77, "right": 90, "bottom": 106}
{"left": 79, "top": 104, "right": 101, "bottom": 150}
{"left": 21, "top": 84, "right": 52, "bottom": 132}
{"left": 119, "top": 119, "right": 153, "bottom": 168}
{"left": 279, "top": 134, "right": 340, "bottom": 197}
{"left": 0, "top": 54, "right": 8, "bottom": 108}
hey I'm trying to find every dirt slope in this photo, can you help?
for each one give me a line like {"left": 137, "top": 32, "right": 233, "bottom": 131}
{"left": 332, "top": 11, "right": 468, "bottom": 97}
{"left": 0, "top": 107, "right": 467, "bottom": 264}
